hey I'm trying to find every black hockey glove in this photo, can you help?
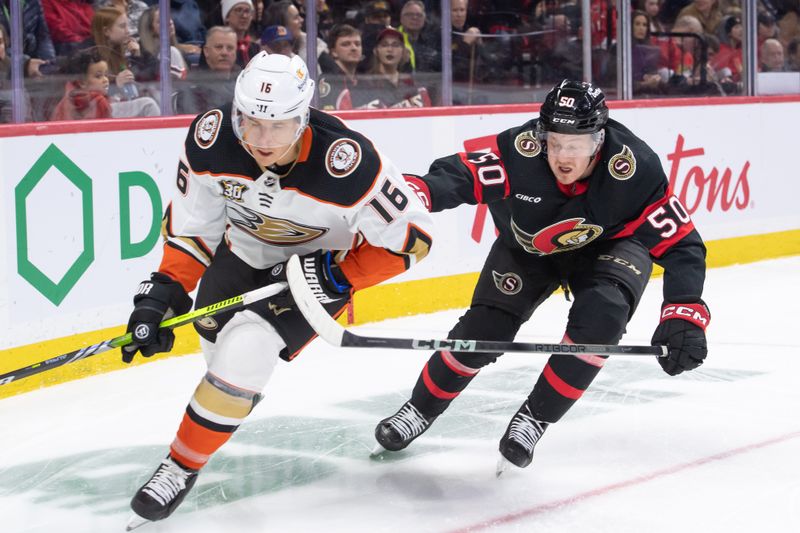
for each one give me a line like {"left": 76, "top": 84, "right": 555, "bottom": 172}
{"left": 651, "top": 300, "right": 710, "bottom": 376}
{"left": 122, "top": 273, "right": 193, "bottom": 363}
{"left": 268, "top": 250, "right": 351, "bottom": 305}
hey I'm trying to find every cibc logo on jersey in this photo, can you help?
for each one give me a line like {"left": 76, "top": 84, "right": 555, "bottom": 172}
{"left": 512, "top": 217, "right": 602, "bottom": 255}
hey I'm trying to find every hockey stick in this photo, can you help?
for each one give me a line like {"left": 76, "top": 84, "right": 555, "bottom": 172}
{"left": 0, "top": 282, "right": 287, "bottom": 386}
{"left": 286, "top": 255, "right": 667, "bottom": 357}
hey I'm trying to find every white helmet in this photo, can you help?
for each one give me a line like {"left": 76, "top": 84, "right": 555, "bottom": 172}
{"left": 232, "top": 52, "right": 315, "bottom": 149}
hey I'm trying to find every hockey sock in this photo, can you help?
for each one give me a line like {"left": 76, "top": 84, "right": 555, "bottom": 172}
{"left": 169, "top": 373, "right": 260, "bottom": 470}
{"left": 410, "top": 350, "right": 481, "bottom": 417}
{"left": 527, "top": 334, "right": 608, "bottom": 423}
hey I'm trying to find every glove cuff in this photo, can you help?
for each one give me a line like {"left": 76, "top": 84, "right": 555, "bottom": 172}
{"left": 659, "top": 302, "right": 710, "bottom": 330}
{"left": 403, "top": 174, "right": 432, "bottom": 211}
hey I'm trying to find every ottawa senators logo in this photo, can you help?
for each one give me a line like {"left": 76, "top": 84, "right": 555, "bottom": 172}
{"left": 514, "top": 130, "right": 541, "bottom": 158}
{"left": 608, "top": 145, "right": 637, "bottom": 180}
{"left": 512, "top": 217, "right": 603, "bottom": 255}
{"left": 195, "top": 109, "right": 222, "bottom": 149}
{"left": 492, "top": 271, "right": 523, "bottom": 295}
{"left": 227, "top": 204, "right": 328, "bottom": 246}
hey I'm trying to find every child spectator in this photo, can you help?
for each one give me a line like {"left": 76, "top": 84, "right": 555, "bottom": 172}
{"left": 51, "top": 47, "right": 159, "bottom": 120}
{"left": 91, "top": 7, "right": 158, "bottom": 94}
{"left": 96, "top": 0, "right": 149, "bottom": 39}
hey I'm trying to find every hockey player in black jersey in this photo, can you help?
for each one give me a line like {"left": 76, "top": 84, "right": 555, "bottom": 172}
{"left": 375, "top": 80, "right": 710, "bottom": 473}
{"left": 121, "top": 52, "right": 433, "bottom": 529}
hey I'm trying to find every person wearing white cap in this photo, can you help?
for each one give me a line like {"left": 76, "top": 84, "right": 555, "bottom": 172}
{"left": 221, "top": 0, "right": 260, "bottom": 67}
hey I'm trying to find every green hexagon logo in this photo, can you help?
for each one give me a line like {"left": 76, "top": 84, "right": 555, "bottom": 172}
{"left": 15, "top": 144, "right": 94, "bottom": 305}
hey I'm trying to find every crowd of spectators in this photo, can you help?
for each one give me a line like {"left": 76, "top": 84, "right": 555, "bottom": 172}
{"left": 1, "top": 0, "right": 800, "bottom": 122}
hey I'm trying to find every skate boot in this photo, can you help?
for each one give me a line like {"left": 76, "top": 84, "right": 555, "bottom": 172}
{"left": 126, "top": 456, "right": 199, "bottom": 530}
{"left": 373, "top": 401, "right": 436, "bottom": 454}
{"left": 496, "top": 402, "right": 549, "bottom": 477}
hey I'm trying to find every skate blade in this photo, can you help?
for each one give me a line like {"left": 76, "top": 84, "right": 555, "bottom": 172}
{"left": 496, "top": 455, "right": 512, "bottom": 478}
{"left": 369, "top": 443, "right": 387, "bottom": 457}
{"left": 126, "top": 514, "right": 151, "bottom": 531}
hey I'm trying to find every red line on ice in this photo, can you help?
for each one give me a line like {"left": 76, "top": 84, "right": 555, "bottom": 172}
{"left": 446, "top": 430, "right": 800, "bottom": 533}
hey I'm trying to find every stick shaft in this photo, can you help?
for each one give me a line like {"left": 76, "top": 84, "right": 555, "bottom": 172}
{"left": 0, "top": 282, "right": 286, "bottom": 386}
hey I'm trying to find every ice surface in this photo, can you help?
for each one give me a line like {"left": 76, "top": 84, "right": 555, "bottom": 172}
{"left": 1, "top": 257, "right": 799, "bottom": 533}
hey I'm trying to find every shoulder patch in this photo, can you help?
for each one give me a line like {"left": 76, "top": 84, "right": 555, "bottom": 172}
{"left": 195, "top": 109, "right": 223, "bottom": 149}
{"left": 325, "top": 138, "right": 362, "bottom": 178}
{"left": 514, "top": 130, "right": 541, "bottom": 158}
{"left": 608, "top": 144, "right": 637, "bottom": 180}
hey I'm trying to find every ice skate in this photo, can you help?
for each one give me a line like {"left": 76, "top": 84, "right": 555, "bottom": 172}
{"left": 373, "top": 401, "right": 436, "bottom": 454}
{"left": 127, "top": 456, "right": 199, "bottom": 528}
{"left": 496, "top": 402, "right": 548, "bottom": 477}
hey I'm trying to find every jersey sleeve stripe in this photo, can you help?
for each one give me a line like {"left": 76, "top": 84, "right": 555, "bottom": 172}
{"left": 401, "top": 223, "right": 433, "bottom": 266}
{"left": 649, "top": 220, "right": 696, "bottom": 257}
{"left": 158, "top": 243, "right": 207, "bottom": 292}
{"left": 610, "top": 194, "right": 671, "bottom": 239}
{"left": 458, "top": 152, "right": 484, "bottom": 203}
{"left": 338, "top": 241, "right": 409, "bottom": 291}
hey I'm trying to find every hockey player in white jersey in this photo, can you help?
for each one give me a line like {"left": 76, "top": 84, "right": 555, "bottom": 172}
{"left": 122, "top": 52, "right": 433, "bottom": 529}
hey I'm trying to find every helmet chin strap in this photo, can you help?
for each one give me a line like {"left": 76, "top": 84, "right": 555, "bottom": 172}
{"left": 244, "top": 127, "right": 306, "bottom": 170}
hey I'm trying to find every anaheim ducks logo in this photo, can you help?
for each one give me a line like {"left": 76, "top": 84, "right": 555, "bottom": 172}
{"left": 514, "top": 130, "right": 541, "bottom": 158}
{"left": 326, "top": 139, "right": 362, "bottom": 178}
{"left": 512, "top": 217, "right": 603, "bottom": 255}
{"left": 492, "top": 271, "right": 523, "bottom": 295}
{"left": 195, "top": 109, "right": 222, "bottom": 149}
{"left": 227, "top": 204, "right": 328, "bottom": 246}
{"left": 608, "top": 144, "right": 637, "bottom": 180}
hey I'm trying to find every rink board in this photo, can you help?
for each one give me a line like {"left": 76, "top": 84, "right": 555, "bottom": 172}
{"left": 1, "top": 96, "right": 799, "bottom": 398}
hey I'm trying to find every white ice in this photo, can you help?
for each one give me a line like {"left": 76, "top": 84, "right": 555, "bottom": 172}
{"left": 1, "top": 257, "right": 799, "bottom": 533}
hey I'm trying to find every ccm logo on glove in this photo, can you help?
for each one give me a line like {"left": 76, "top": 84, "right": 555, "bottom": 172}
{"left": 659, "top": 303, "right": 710, "bottom": 329}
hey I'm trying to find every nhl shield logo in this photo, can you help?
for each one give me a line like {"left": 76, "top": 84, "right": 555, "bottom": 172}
{"left": 514, "top": 130, "right": 541, "bottom": 158}
{"left": 608, "top": 145, "right": 637, "bottom": 180}
{"left": 492, "top": 271, "right": 523, "bottom": 295}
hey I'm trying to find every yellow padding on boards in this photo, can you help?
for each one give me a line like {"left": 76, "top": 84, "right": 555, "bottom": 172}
{"left": 193, "top": 378, "right": 254, "bottom": 419}
{"left": 1, "top": 229, "right": 798, "bottom": 400}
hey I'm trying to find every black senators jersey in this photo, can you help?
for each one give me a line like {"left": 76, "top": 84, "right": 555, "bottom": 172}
{"left": 158, "top": 107, "right": 433, "bottom": 293}
{"left": 416, "top": 118, "right": 706, "bottom": 303}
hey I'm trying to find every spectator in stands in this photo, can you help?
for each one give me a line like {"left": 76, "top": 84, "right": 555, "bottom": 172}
{"left": 360, "top": 0, "right": 394, "bottom": 71}
{"left": 639, "top": 0, "right": 667, "bottom": 34}
{"left": 777, "top": 2, "right": 800, "bottom": 49}
{"left": 97, "top": 0, "right": 150, "bottom": 39}
{"left": 222, "top": 0, "right": 260, "bottom": 67}
{"left": 263, "top": 0, "right": 328, "bottom": 64}
{"left": 658, "top": 14, "right": 702, "bottom": 79}
{"left": 758, "top": 12, "right": 779, "bottom": 45}
{"left": 260, "top": 25, "right": 294, "bottom": 56}
{"left": 318, "top": 24, "right": 363, "bottom": 110}
{"left": 631, "top": 10, "right": 665, "bottom": 94}
{"left": 451, "top": 0, "right": 483, "bottom": 83}
{"left": 713, "top": 14, "right": 742, "bottom": 81}
{"left": 91, "top": 7, "right": 159, "bottom": 97}
{"left": 0, "top": 21, "right": 47, "bottom": 80}
{"left": 788, "top": 37, "right": 800, "bottom": 70}
{"left": 677, "top": 0, "right": 724, "bottom": 35}
{"left": 359, "top": 26, "right": 430, "bottom": 108}
{"left": 171, "top": 0, "right": 207, "bottom": 46}
{"left": 760, "top": 37, "right": 787, "bottom": 70}
{"left": 42, "top": 0, "right": 94, "bottom": 56}
{"left": 174, "top": 25, "right": 239, "bottom": 114}
{"left": 0, "top": 0, "right": 55, "bottom": 61}
{"left": 51, "top": 46, "right": 159, "bottom": 120}
{"left": 138, "top": 5, "right": 188, "bottom": 80}
{"left": 398, "top": 0, "right": 441, "bottom": 73}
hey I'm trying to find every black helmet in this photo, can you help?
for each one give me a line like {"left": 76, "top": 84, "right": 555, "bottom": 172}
{"left": 537, "top": 80, "right": 608, "bottom": 135}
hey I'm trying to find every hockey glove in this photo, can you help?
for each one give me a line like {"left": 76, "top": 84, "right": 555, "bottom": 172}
{"left": 651, "top": 300, "right": 710, "bottom": 376}
{"left": 122, "top": 273, "right": 193, "bottom": 363}
{"left": 268, "top": 250, "right": 351, "bottom": 305}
